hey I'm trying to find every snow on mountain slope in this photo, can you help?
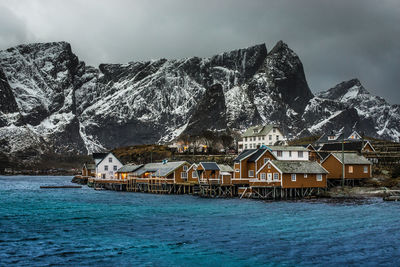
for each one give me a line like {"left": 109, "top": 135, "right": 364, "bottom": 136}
{"left": 0, "top": 41, "right": 398, "bottom": 164}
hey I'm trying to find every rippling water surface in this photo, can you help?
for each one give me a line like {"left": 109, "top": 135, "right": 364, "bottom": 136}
{"left": 1, "top": 176, "right": 400, "bottom": 266}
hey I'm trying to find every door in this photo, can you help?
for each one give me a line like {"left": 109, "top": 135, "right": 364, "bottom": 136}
{"left": 267, "top": 173, "right": 272, "bottom": 182}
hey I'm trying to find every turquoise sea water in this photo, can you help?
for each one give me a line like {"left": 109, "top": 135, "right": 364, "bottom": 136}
{"left": 1, "top": 176, "right": 400, "bottom": 266}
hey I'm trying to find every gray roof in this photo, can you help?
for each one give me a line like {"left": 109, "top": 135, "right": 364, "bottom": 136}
{"left": 268, "top": 146, "right": 308, "bottom": 151}
{"left": 218, "top": 164, "right": 234, "bottom": 172}
{"left": 132, "top": 161, "right": 188, "bottom": 177}
{"left": 234, "top": 149, "right": 257, "bottom": 162}
{"left": 84, "top": 163, "right": 95, "bottom": 170}
{"left": 117, "top": 164, "right": 143, "bottom": 173}
{"left": 242, "top": 125, "right": 278, "bottom": 137}
{"left": 330, "top": 152, "right": 371, "bottom": 165}
{"left": 272, "top": 160, "right": 328, "bottom": 174}
{"left": 316, "top": 130, "right": 362, "bottom": 144}
{"left": 200, "top": 162, "right": 220, "bottom": 171}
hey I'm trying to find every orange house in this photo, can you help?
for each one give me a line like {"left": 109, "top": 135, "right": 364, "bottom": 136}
{"left": 197, "top": 162, "right": 220, "bottom": 184}
{"left": 321, "top": 152, "right": 372, "bottom": 180}
{"left": 250, "top": 160, "right": 328, "bottom": 188}
{"left": 233, "top": 148, "right": 277, "bottom": 185}
{"left": 187, "top": 163, "right": 199, "bottom": 184}
{"left": 82, "top": 163, "right": 95, "bottom": 177}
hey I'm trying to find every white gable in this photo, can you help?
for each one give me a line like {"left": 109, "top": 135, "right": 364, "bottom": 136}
{"left": 96, "top": 153, "right": 123, "bottom": 179}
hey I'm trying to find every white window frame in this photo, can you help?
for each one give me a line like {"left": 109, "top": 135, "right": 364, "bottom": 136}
{"left": 273, "top": 173, "right": 279, "bottom": 181}
{"left": 267, "top": 173, "right": 272, "bottom": 181}
{"left": 108, "top": 157, "right": 112, "bottom": 163}
{"left": 104, "top": 165, "right": 108, "bottom": 171}
{"left": 260, "top": 173, "right": 266, "bottom": 180}
{"left": 192, "top": 171, "right": 198, "bottom": 178}
{"left": 277, "top": 151, "right": 282, "bottom": 157}
{"left": 291, "top": 174, "right": 296, "bottom": 181}
{"left": 113, "top": 165, "right": 117, "bottom": 171}
{"left": 183, "top": 165, "right": 188, "bottom": 171}
{"left": 268, "top": 164, "right": 271, "bottom": 169}
{"left": 316, "top": 174, "right": 322, "bottom": 181}
{"left": 248, "top": 170, "right": 254, "bottom": 177}
{"left": 181, "top": 172, "right": 188, "bottom": 179}
{"left": 298, "top": 151, "right": 303, "bottom": 158}
{"left": 363, "top": 166, "right": 368, "bottom": 173}
{"left": 304, "top": 173, "right": 307, "bottom": 178}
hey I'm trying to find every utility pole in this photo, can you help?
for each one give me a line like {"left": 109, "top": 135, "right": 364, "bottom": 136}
{"left": 342, "top": 134, "right": 345, "bottom": 187}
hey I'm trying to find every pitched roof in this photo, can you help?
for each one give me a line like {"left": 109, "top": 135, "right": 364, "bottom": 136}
{"left": 272, "top": 160, "right": 328, "bottom": 174}
{"left": 268, "top": 146, "right": 308, "bottom": 151}
{"left": 84, "top": 163, "right": 95, "bottom": 170}
{"left": 247, "top": 148, "right": 276, "bottom": 162}
{"left": 117, "top": 164, "right": 143, "bottom": 173}
{"left": 330, "top": 152, "right": 371, "bottom": 165}
{"left": 233, "top": 149, "right": 257, "bottom": 162}
{"left": 316, "top": 129, "right": 363, "bottom": 144}
{"left": 144, "top": 161, "right": 188, "bottom": 177}
{"left": 319, "top": 141, "right": 371, "bottom": 152}
{"left": 242, "top": 125, "right": 278, "bottom": 137}
{"left": 218, "top": 164, "right": 234, "bottom": 172}
{"left": 200, "top": 162, "right": 220, "bottom": 171}
{"left": 95, "top": 152, "right": 123, "bottom": 167}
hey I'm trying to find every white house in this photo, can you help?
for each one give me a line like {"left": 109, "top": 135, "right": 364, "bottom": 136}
{"left": 268, "top": 146, "right": 309, "bottom": 161}
{"left": 238, "top": 125, "right": 286, "bottom": 152}
{"left": 95, "top": 152, "right": 124, "bottom": 179}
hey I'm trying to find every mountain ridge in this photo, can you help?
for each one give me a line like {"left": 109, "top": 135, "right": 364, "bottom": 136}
{"left": 0, "top": 41, "right": 399, "bottom": 165}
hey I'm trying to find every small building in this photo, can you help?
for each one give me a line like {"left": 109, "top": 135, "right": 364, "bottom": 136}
{"left": 233, "top": 148, "right": 277, "bottom": 184}
{"left": 82, "top": 163, "right": 95, "bottom": 177}
{"left": 129, "top": 161, "right": 191, "bottom": 183}
{"left": 95, "top": 152, "right": 124, "bottom": 179}
{"left": 116, "top": 164, "right": 143, "bottom": 180}
{"left": 218, "top": 164, "right": 234, "bottom": 185}
{"left": 315, "top": 129, "right": 364, "bottom": 145}
{"left": 318, "top": 141, "right": 375, "bottom": 153}
{"left": 321, "top": 152, "right": 372, "bottom": 181}
{"left": 238, "top": 125, "right": 286, "bottom": 152}
{"left": 187, "top": 163, "right": 199, "bottom": 183}
{"left": 197, "top": 162, "right": 221, "bottom": 184}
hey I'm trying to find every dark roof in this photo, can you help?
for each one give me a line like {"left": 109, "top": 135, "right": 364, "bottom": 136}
{"left": 318, "top": 152, "right": 330, "bottom": 161}
{"left": 247, "top": 148, "right": 277, "bottom": 162}
{"left": 200, "top": 162, "right": 220, "bottom": 171}
{"left": 316, "top": 129, "right": 363, "bottom": 144}
{"left": 233, "top": 149, "right": 257, "bottom": 162}
{"left": 319, "top": 141, "right": 367, "bottom": 152}
{"left": 92, "top": 152, "right": 108, "bottom": 160}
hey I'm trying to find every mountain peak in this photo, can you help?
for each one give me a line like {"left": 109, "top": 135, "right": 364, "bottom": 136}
{"left": 317, "top": 78, "right": 369, "bottom": 101}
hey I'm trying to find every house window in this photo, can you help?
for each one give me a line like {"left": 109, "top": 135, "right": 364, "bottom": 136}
{"left": 262, "top": 136, "right": 265, "bottom": 140}
{"left": 289, "top": 151, "right": 292, "bottom": 157}
{"left": 269, "top": 135, "right": 272, "bottom": 140}
{"left": 244, "top": 137, "right": 247, "bottom": 141}
{"left": 235, "top": 169, "right": 240, "bottom": 173}
{"left": 192, "top": 171, "right": 198, "bottom": 178}
{"left": 181, "top": 172, "right": 188, "bottom": 179}
{"left": 104, "top": 165, "right": 108, "bottom": 171}
{"left": 183, "top": 165, "right": 188, "bottom": 171}
{"left": 109, "top": 157, "right": 112, "bottom": 163}
{"left": 273, "top": 129, "right": 276, "bottom": 133}
{"left": 276, "top": 135, "right": 279, "bottom": 140}
{"left": 258, "top": 137, "right": 261, "bottom": 141}
{"left": 304, "top": 173, "right": 308, "bottom": 178}
{"left": 317, "top": 174, "right": 322, "bottom": 181}
{"left": 291, "top": 174, "right": 296, "bottom": 181}
{"left": 348, "top": 166, "right": 353, "bottom": 173}
{"left": 248, "top": 170, "right": 254, "bottom": 177}
{"left": 113, "top": 165, "right": 117, "bottom": 171}
{"left": 363, "top": 166, "right": 368, "bottom": 173}
{"left": 260, "top": 173, "right": 266, "bottom": 180}
{"left": 245, "top": 144, "right": 248, "bottom": 149}
{"left": 268, "top": 164, "right": 271, "bottom": 169}
{"left": 277, "top": 151, "right": 282, "bottom": 157}
{"left": 273, "top": 173, "right": 279, "bottom": 181}
{"left": 298, "top": 151, "right": 303, "bottom": 158}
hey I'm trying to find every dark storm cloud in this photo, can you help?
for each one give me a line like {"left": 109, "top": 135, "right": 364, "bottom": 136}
{"left": 1, "top": 0, "right": 399, "bottom": 103}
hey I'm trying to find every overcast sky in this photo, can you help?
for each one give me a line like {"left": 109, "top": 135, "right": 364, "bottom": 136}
{"left": 1, "top": 0, "right": 399, "bottom": 103}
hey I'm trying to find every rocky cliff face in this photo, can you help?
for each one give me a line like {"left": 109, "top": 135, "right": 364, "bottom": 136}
{"left": 0, "top": 41, "right": 398, "bottom": 164}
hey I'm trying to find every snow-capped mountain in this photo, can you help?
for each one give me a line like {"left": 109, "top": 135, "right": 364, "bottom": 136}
{"left": 0, "top": 41, "right": 399, "bottom": 164}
